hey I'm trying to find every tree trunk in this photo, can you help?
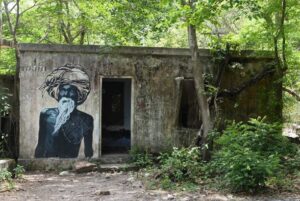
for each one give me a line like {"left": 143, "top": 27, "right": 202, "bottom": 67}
{"left": 3, "top": 0, "right": 21, "bottom": 159}
{"left": 188, "top": 24, "right": 212, "bottom": 161}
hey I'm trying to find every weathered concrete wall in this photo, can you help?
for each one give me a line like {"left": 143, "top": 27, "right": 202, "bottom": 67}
{"left": 18, "top": 44, "right": 279, "bottom": 159}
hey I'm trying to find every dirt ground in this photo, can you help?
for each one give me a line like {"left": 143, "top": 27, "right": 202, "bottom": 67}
{"left": 1, "top": 172, "right": 300, "bottom": 201}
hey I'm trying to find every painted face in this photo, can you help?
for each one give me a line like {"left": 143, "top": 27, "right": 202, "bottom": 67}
{"left": 58, "top": 84, "right": 79, "bottom": 104}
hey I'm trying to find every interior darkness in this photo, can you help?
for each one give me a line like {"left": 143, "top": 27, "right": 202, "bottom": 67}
{"left": 102, "top": 78, "right": 131, "bottom": 154}
{"left": 178, "top": 79, "right": 201, "bottom": 129}
{"left": 0, "top": 116, "right": 13, "bottom": 157}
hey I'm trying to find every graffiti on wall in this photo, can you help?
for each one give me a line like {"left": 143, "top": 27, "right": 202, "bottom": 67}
{"left": 35, "top": 64, "right": 94, "bottom": 158}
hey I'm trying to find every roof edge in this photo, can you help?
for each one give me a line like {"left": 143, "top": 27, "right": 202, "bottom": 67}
{"left": 18, "top": 43, "right": 274, "bottom": 59}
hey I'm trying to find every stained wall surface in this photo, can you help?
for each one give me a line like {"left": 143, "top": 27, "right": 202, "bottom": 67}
{"left": 18, "top": 44, "right": 280, "bottom": 159}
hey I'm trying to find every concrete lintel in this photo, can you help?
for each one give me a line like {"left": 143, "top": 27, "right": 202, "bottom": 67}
{"left": 18, "top": 43, "right": 273, "bottom": 59}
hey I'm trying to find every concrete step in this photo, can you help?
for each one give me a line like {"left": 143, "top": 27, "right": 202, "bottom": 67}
{"left": 98, "top": 163, "right": 137, "bottom": 172}
{"left": 97, "top": 154, "right": 131, "bottom": 164}
{"left": 0, "top": 159, "right": 16, "bottom": 172}
{"left": 18, "top": 154, "right": 132, "bottom": 172}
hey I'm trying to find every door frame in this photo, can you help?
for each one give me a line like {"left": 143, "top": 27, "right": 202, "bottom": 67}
{"left": 99, "top": 76, "right": 134, "bottom": 156}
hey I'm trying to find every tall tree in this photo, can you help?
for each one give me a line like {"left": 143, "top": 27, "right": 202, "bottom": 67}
{"left": 3, "top": 0, "right": 22, "bottom": 158}
{"left": 186, "top": 0, "right": 214, "bottom": 160}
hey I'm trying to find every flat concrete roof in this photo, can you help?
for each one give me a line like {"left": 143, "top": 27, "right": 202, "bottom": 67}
{"left": 18, "top": 43, "right": 274, "bottom": 59}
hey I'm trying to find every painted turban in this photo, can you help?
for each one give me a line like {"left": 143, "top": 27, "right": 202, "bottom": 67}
{"left": 40, "top": 64, "right": 91, "bottom": 105}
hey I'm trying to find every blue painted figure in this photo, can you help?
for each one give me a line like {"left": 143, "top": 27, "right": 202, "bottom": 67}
{"left": 35, "top": 64, "right": 93, "bottom": 158}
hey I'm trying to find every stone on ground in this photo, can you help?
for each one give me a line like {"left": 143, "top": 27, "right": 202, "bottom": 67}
{"left": 73, "top": 161, "right": 97, "bottom": 173}
{"left": 94, "top": 190, "right": 110, "bottom": 196}
{"left": 59, "top": 171, "right": 75, "bottom": 176}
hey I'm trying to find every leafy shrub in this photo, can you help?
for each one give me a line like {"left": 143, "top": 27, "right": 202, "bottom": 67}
{"left": 212, "top": 147, "right": 281, "bottom": 192}
{"left": 0, "top": 169, "right": 14, "bottom": 189}
{"left": 13, "top": 165, "right": 25, "bottom": 179}
{"left": 210, "top": 117, "right": 296, "bottom": 193}
{"left": 0, "top": 165, "right": 25, "bottom": 191}
{"left": 157, "top": 147, "right": 204, "bottom": 184}
{"left": 216, "top": 117, "right": 296, "bottom": 157}
{"left": 0, "top": 169, "right": 12, "bottom": 182}
{"left": 285, "top": 148, "right": 300, "bottom": 174}
{"left": 129, "top": 147, "right": 154, "bottom": 168}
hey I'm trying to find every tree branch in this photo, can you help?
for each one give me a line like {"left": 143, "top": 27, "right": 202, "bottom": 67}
{"left": 8, "top": 3, "right": 17, "bottom": 13}
{"left": 281, "top": 0, "right": 287, "bottom": 71}
{"left": 13, "top": 0, "right": 20, "bottom": 38}
{"left": 3, "top": 1, "right": 14, "bottom": 36}
{"left": 60, "top": 21, "right": 70, "bottom": 44}
{"left": 19, "top": 1, "right": 38, "bottom": 16}
{"left": 218, "top": 67, "right": 276, "bottom": 98}
{"left": 283, "top": 87, "right": 300, "bottom": 101}
{"left": 72, "top": 27, "right": 84, "bottom": 41}
{"left": 79, "top": 29, "right": 85, "bottom": 45}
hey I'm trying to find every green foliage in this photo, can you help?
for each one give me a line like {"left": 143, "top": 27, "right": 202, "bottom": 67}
{"left": 0, "top": 49, "right": 16, "bottom": 75}
{"left": 129, "top": 147, "right": 154, "bottom": 168}
{"left": 157, "top": 147, "right": 203, "bottom": 184}
{"left": 217, "top": 117, "right": 296, "bottom": 157}
{"left": 0, "top": 169, "right": 14, "bottom": 189}
{"left": 0, "top": 165, "right": 25, "bottom": 185}
{"left": 212, "top": 147, "right": 281, "bottom": 192}
{"left": 13, "top": 165, "right": 25, "bottom": 179}
{"left": 0, "top": 165, "right": 24, "bottom": 190}
{"left": 1, "top": 0, "right": 172, "bottom": 46}
{"left": 210, "top": 117, "right": 296, "bottom": 193}
{"left": 138, "top": 121, "right": 300, "bottom": 193}
{"left": 284, "top": 148, "right": 300, "bottom": 174}
{"left": 139, "top": 147, "right": 207, "bottom": 190}
{"left": 0, "top": 169, "right": 12, "bottom": 182}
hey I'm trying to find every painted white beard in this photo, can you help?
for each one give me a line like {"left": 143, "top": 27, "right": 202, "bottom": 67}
{"left": 52, "top": 97, "right": 75, "bottom": 135}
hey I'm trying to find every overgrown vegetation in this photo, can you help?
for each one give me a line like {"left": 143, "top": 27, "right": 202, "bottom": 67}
{"left": 132, "top": 117, "right": 300, "bottom": 193}
{"left": 0, "top": 0, "right": 300, "bottom": 195}
{"left": 0, "top": 169, "right": 13, "bottom": 189}
{"left": 157, "top": 147, "right": 203, "bottom": 184}
{"left": 13, "top": 164, "right": 25, "bottom": 179}
{"left": 129, "top": 147, "right": 154, "bottom": 169}
{"left": 0, "top": 49, "right": 16, "bottom": 75}
{"left": 209, "top": 117, "right": 297, "bottom": 193}
{"left": 0, "top": 164, "right": 25, "bottom": 190}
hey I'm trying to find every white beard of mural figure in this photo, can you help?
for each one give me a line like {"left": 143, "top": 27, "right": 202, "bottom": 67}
{"left": 53, "top": 97, "right": 75, "bottom": 135}
{"left": 35, "top": 64, "right": 94, "bottom": 158}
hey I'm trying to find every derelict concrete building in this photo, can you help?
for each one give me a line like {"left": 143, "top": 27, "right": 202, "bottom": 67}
{"left": 18, "top": 44, "right": 281, "bottom": 160}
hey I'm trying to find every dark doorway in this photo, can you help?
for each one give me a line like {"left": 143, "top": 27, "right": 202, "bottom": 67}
{"left": 102, "top": 78, "right": 131, "bottom": 154}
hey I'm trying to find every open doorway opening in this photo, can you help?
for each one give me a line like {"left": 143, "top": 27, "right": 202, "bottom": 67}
{"left": 101, "top": 78, "right": 131, "bottom": 154}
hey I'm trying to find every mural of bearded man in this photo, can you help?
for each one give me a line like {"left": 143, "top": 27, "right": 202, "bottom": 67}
{"left": 34, "top": 64, "right": 94, "bottom": 158}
